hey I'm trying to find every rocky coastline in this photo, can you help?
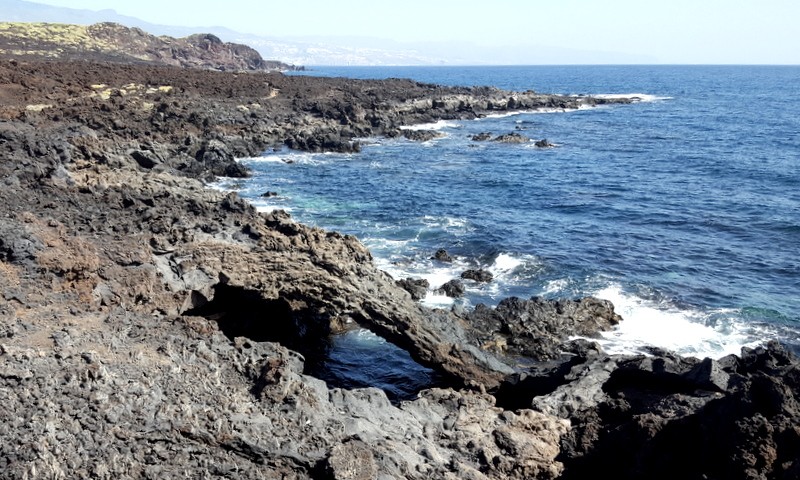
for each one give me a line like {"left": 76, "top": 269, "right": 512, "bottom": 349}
{"left": 2, "top": 57, "right": 799, "bottom": 479}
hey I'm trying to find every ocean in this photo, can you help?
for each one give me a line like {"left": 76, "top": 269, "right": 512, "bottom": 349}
{"left": 215, "top": 65, "right": 800, "bottom": 399}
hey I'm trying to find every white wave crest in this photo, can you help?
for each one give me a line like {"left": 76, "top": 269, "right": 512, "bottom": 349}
{"left": 542, "top": 278, "right": 570, "bottom": 296}
{"left": 242, "top": 152, "right": 332, "bottom": 166}
{"left": 588, "top": 284, "right": 764, "bottom": 359}
{"left": 421, "top": 292, "right": 456, "bottom": 309}
{"left": 488, "top": 253, "right": 543, "bottom": 284}
{"left": 254, "top": 204, "right": 292, "bottom": 214}
{"left": 592, "top": 93, "right": 673, "bottom": 102}
{"left": 421, "top": 215, "right": 470, "bottom": 230}
{"left": 484, "top": 111, "right": 526, "bottom": 119}
{"left": 491, "top": 253, "right": 523, "bottom": 274}
{"left": 239, "top": 154, "right": 286, "bottom": 164}
{"left": 400, "top": 120, "right": 460, "bottom": 131}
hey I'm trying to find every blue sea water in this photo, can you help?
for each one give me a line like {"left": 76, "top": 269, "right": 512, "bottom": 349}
{"left": 216, "top": 66, "right": 800, "bottom": 396}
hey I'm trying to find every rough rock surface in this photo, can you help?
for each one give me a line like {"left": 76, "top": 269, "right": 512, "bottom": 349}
{"left": 461, "top": 268, "right": 494, "bottom": 283}
{"left": 436, "top": 279, "right": 466, "bottom": 298}
{"left": 397, "top": 278, "right": 430, "bottom": 301}
{"left": 471, "top": 132, "right": 493, "bottom": 141}
{"left": 493, "top": 132, "right": 530, "bottom": 143}
{"left": 498, "top": 341, "right": 800, "bottom": 480}
{"left": 401, "top": 129, "right": 443, "bottom": 142}
{"left": 0, "top": 313, "right": 567, "bottom": 479}
{"left": 432, "top": 248, "right": 454, "bottom": 263}
{"left": 464, "top": 296, "right": 623, "bottom": 361}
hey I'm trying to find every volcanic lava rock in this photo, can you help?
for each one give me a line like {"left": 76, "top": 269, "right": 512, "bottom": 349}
{"left": 461, "top": 268, "right": 494, "bottom": 283}
{"left": 437, "top": 279, "right": 466, "bottom": 298}
{"left": 432, "top": 248, "right": 453, "bottom": 262}
{"left": 401, "top": 129, "right": 443, "bottom": 142}
{"left": 397, "top": 278, "right": 430, "bottom": 301}
{"left": 471, "top": 132, "right": 493, "bottom": 141}
{"left": 493, "top": 132, "right": 530, "bottom": 143}
{"left": 465, "top": 296, "right": 622, "bottom": 360}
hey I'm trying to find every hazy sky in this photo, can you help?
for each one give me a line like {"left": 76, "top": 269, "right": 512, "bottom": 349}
{"left": 29, "top": 0, "right": 800, "bottom": 64}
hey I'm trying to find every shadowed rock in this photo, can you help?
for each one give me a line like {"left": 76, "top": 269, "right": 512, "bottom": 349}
{"left": 432, "top": 248, "right": 453, "bottom": 262}
{"left": 397, "top": 277, "right": 430, "bottom": 301}
{"left": 437, "top": 279, "right": 466, "bottom": 298}
{"left": 494, "top": 132, "right": 530, "bottom": 143}
{"left": 461, "top": 268, "right": 494, "bottom": 283}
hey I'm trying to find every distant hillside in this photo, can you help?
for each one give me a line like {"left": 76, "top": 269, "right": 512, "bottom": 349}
{"left": 0, "top": 21, "right": 301, "bottom": 71}
{"left": 2, "top": 0, "right": 450, "bottom": 66}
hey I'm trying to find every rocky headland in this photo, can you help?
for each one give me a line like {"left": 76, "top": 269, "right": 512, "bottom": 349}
{"left": 0, "top": 22, "right": 300, "bottom": 71}
{"left": 1, "top": 29, "right": 799, "bottom": 479}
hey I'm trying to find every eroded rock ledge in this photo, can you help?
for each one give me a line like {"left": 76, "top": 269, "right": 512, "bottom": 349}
{"left": 1, "top": 58, "right": 798, "bottom": 479}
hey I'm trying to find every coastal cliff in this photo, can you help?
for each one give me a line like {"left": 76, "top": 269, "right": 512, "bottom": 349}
{"left": 1, "top": 38, "right": 799, "bottom": 479}
{"left": 0, "top": 21, "right": 300, "bottom": 71}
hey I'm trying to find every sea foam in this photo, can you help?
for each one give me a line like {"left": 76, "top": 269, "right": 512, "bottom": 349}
{"left": 400, "top": 120, "right": 460, "bottom": 131}
{"left": 592, "top": 93, "right": 673, "bottom": 102}
{"left": 589, "top": 284, "right": 766, "bottom": 359}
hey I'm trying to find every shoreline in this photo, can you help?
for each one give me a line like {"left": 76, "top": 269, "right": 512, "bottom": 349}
{"left": 2, "top": 58, "right": 799, "bottom": 478}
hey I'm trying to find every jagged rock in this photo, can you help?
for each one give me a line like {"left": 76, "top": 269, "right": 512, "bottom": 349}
{"left": 465, "top": 296, "right": 622, "bottom": 360}
{"left": 401, "top": 129, "right": 443, "bottom": 142}
{"left": 129, "top": 149, "right": 162, "bottom": 169}
{"left": 195, "top": 139, "right": 249, "bottom": 178}
{"left": 461, "top": 268, "right": 494, "bottom": 283}
{"left": 493, "top": 133, "right": 530, "bottom": 143}
{"left": 437, "top": 279, "right": 465, "bottom": 298}
{"left": 397, "top": 277, "right": 430, "bottom": 301}
{"left": 552, "top": 341, "right": 800, "bottom": 480}
{"left": 534, "top": 138, "right": 554, "bottom": 148}
{"left": 471, "top": 132, "right": 493, "bottom": 141}
{"left": 0, "top": 220, "right": 42, "bottom": 264}
{"left": 432, "top": 248, "right": 453, "bottom": 262}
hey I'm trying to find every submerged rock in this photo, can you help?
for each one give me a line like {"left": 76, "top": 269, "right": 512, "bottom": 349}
{"left": 461, "top": 268, "right": 494, "bottom": 283}
{"left": 432, "top": 248, "right": 453, "bottom": 262}
{"left": 401, "top": 129, "right": 443, "bottom": 142}
{"left": 493, "top": 132, "right": 530, "bottom": 143}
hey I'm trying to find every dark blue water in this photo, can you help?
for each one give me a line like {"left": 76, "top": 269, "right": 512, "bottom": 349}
{"left": 217, "top": 66, "right": 799, "bottom": 393}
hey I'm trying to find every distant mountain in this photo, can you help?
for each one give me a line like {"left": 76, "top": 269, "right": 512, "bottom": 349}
{"left": 0, "top": 21, "right": 297, "bottom": 71}
{"left": 2, "top": 0, "right": 152, "bottom": 29}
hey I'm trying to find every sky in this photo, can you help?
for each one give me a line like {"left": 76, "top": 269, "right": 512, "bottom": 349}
{"left": 25, "top": 0, "right": 800, "bottom": 64}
